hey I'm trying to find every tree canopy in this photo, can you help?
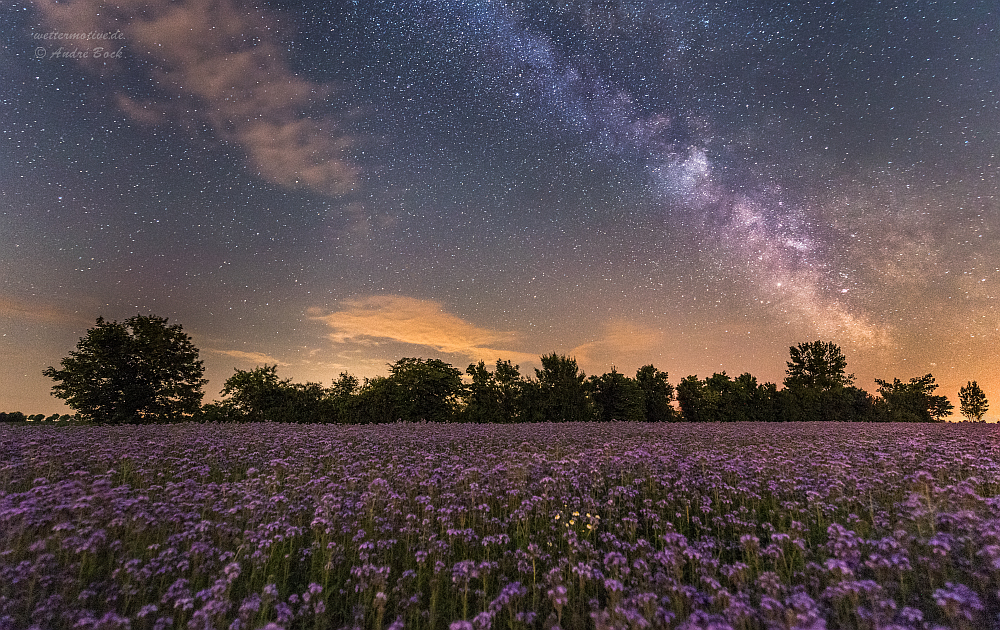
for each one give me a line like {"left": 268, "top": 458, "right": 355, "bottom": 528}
{"left": 464, "top": 359, "right": 525, "bottom": 423}
{"left": 43, "top": 315, "right": 206, "bottom": 423}
{"left": 784, "top": 340, "right": 855, "bottom": 391}
{"left": 213, "top": 365, "right": 332, "bottom": 423}
{"left": 532, "top": 353, "right": 593, "bottom": 422}
{"left": 958, "top": 381, "right": 989, "bottom": 422}
{"left": 352, "top": 358, "right": 465, "bottom": 423}
{"left": 635, "top": 365, "right": 678, "bottom": 422}
{"left": 875, "top": 374, "right": 953, "bottom": 422}
{"left": 588, "top": 367, "right": 645, "bottom": 423}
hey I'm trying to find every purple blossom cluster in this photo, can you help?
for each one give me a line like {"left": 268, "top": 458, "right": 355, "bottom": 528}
{"left": 2, "top": 422, "right": 1000, "bottom": 629}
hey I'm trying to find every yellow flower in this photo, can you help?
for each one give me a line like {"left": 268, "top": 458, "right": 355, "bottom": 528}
{"left": 554, "top": 514, "right": 560, "bottom": 520}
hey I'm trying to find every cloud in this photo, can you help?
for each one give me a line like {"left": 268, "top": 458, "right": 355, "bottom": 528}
{"left": 207, "top": 348, "right": 289, "bottom": 367}
{"left": 0, "top": 296, "right": 91, "bottom": 325}
{"left": 309, "top": 296, "right": 537, "bottom": 365}
{"left": 31, "top": 0, "right": 358, "bottom": 196}
{"left": 570, "top": 319, "right": 666, "bottom": 370}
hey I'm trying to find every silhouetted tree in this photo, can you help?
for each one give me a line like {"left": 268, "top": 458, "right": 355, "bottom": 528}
{"left": 777, "top": 383, "right": 877, "bottom": 422}
{"left": 390, "top": 358, "right": 464, "bottom": 422}
{"left": 706, "top": 372, "right": 740, "bottom": 421}
{"left": 328, "top": 372, "right": 360, "bottom": 423}
{"left": 677, "top": 374, "right": 720, "bottom": 422}
{"left": 757, "top": 382, "right": 781, "bottom": 422}
{"left": 776, "top": 385, "right": 816, "bottom": 422}
{"left": 784, "top": 341, "right": 854, "bottom": 391}
{"left": 218, "top": 365, "right": 333, "bottom": 423}
{"left": 589, "top": 368, "right": 645, "bottom": 422}
{"left": 353, "top": 358, "right": 463, "bottom": 423}
{"left": 875, "top": 374, "right": 952, "bottom": 422}
{"left": 833, "top": 386, "right": 879, "bottom": 422}
{"left": 464, "top": 359, "right": 525, "bottom": 423}
{"left": 354, "top": 376, "right": 396, "bottom": 424}
{"left": 677, "top": 375, "right": 704, "bottom": 422}
{"left": 44, "top": 315, "right": 205, "bottom": 423}
{"left": 730, "top": 372, "right": 774, "bottom": 422}
{"left": 679, "top": 372, "right": 774, "bottom": 422}
{"left": 929, "top": 394, "right": 955, "bottom": 422}
{"left": 959, "top": 381, "right": 989, "bottom": 422}
{"left": 330, "top": 372, "right": 360, "bottom": 399}
{"left": 218, "top": 365, "right": 285, "bottom": 422}
{"left": 493, "top": 359, "right": 526, "bottom": 422}
{"left": 635, "top": 365, "right": 677, "bottom": 422}
{"left": 516, "top": 379, "right": 547, "bottom": 423}
{"left": 779, "top": 341, "right": 877, "bottom": 421}
{"left": 534, "top": 353, "right": 593, "bottom": 422}
{"left": 284, "top": 381, "right": 334, "bottom": 423}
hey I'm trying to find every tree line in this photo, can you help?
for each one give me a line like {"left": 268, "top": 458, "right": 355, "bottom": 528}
{"left": 0, "top": 412, "right": 75, "bottom": 423}
{"left": 194, "top": 355, "right": 679, "bottom": 424}
{"left": 25, "top": 315, "right": 991, "bottom": 425}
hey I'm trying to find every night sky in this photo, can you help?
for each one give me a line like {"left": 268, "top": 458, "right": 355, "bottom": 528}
{"left": 3, "top": 0, "right": 997, "bottom": 418}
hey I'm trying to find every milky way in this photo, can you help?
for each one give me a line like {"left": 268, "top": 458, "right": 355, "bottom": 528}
{"left": 2, "top": 0, "right": 997, "bottom": 415}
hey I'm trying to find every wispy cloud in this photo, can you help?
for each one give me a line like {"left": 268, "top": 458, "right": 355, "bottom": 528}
{"left": 309, "top": 296, "right": 537, "bottom": 365}
{"left": 570, "top": 319, "right": 666, "bottom": 371}
{"left": 206, "top": 348, "right": 289, "bottom": 367}
{"left": 0, "top": 296, "right": 91, "bottom": 325}
{"left": 31, "top": 0, "right": 358, "bottom": 196}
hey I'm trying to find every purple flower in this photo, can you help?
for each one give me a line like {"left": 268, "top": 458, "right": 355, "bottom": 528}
{"left": 934, "top": 582, "right": 983, "bottom": 622}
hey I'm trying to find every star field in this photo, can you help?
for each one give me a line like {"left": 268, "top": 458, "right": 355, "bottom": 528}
{"left": 2, "top": 0, "right": 997, "bottom": 416}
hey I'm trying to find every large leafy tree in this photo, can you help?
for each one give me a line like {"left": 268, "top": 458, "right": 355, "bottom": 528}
{"left": 353, "top": 376, "right": 397, "bottom": 424}
{"left": 777, "top": 383, "right": 877, "bottom": 422}
{"left": 328, "top": 372, "right": 361, "bottom": 424}
{"left": 218, "top": 365, "right": 333, "bottom": 423}
{"left": 588, "top": 368, "right": 645, "bottom": 422}
{"left": 875, "top": 374, "right": 953, "bottom": 422}
{"left": 352, "top": 357, "right": 463, "bottom": 423}
{"left": 635, "top": 365, "right": 677, "bottom": 422}
{"left": 464, "top": 359, "right": 524, "bottom": 423}
{"left": 219, "top": 364, "right": 286, "bottom": 422}
{"left": 676, "top": 375, "right": 707, "bottom": 422}
{"left": 389, "top": 358, "right": 464, "bottom": 422}
{"left": 534, "top": 353, "right": 593, "bottom": 422}
{"left": 958, "top": 381, "right": 989, "bottom": 422}
{"left": 784, "top": 340, "right": 854, "bottom": 391}
{"left": 676, "top": 373, "right": 734, "bottom": 422}
{"left": 782, "top": 341, "right": 869, "bottom": 421}
{"left": 43, "top": 315, "right": 206, "bottom": 423}
{"left": 678, "top": 372, "right": 774, "bottom": 422}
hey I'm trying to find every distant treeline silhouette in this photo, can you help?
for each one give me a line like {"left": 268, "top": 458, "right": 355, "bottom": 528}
{"left": 194, "top": 344, "right": 967, "bottom": 424}
{"left": 30, "top": 314, "right": 990, "bottom": 424}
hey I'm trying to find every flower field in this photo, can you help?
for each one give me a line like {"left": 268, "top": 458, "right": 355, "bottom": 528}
{"left": 2, "top": 423, "right": 1000, "bottom": 630}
